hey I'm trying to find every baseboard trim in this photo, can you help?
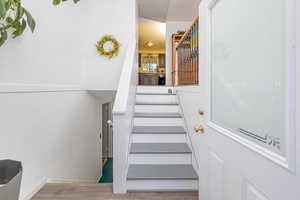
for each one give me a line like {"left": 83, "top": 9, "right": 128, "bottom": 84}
{"left": 21, "top": 178, "right": 47, "bottom": 200}
{"left": 47, "top": 178, "right": 97, "bottom": 184}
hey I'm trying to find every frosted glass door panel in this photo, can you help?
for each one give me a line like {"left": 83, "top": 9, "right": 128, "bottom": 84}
{"left": 210, "top": 0, "right": 287, "bottom": 156}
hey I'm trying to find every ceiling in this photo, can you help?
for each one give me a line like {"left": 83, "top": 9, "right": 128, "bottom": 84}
{"left": 139, "top": 22, "right": 166, "bottom": 52}
{"left": 138, "top": 0, "right": 201, "bottom": 22}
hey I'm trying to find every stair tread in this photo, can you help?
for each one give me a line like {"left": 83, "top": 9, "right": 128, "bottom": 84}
{"left": 136, "top": 93, "right": 176, "bottom": 96}
{"left": 127, "top": 164, "right": 198, "bottom": 180}
{"left": 137, "top": 85, "right": 174, "bottom": 88}
{"left": 130, "top": 143, "right": 191, "bottom": 154}
{"left": 134, "top": 113, "right": 182, "bottom": 118}
{"left": 132, "top": 126, "right": 186, "bottom": 134}
{"left": 136, "top": 102, "right": 179, "bottom": 105}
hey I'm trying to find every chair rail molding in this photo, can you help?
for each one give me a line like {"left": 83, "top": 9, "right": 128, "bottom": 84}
{"left": 0, "top": 83, "right": 83, "bottom": 93}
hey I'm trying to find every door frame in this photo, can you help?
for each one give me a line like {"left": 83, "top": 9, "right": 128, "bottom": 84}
{"left": 102, "top": 102, "right": 113, "bottom": 160}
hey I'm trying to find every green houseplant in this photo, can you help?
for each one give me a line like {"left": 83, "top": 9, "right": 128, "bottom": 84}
{"left": 52, "top": 0, "right": 80, "bottom": 6}
{"left": 0, "top": 0, "right": 80, "bottom": 47}
{"left": 0, "top": 0, "right": 36, "bottom": 46}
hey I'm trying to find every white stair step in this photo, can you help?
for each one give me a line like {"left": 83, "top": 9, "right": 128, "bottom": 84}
{"left": 135, "top": 102, "right": 179, "bottom": 105}
{"left": 131, "top": 133, "right": 186, "bottom": 143}
{"left": 137, "top": 86, "right": 175, "bottom": 94}
{"left": 134, "top": 113, "right": 182, "bottom": 118}
{"left": 129, "top": 153, "right": 192, "bottom": 165}
{"left": 135, "top": 105, "right": 180, "bottom": 113}
{"left": 129, "top": 143, "right": 192, "bottom": 164}
{"left": 133, "top": 126, "right": 186, "bottom": 134}
{"left": 136, "top": 95, "right": 177, "bottom": 105}
{"left": 130, "top": 143, "right": 191, "bottom": 154}
{"left": 136, "top": 93, "right": 176, "bottom": 96}
{"left": 132, "top": 126, "right": 187, "bottom": 143}
{"left": 134, "top": 117, "right": 184, "bottom": 126}
{"left": 127, "top": 164, "right": 198, "bottom": 180}
{"left": 127, "top": 179, "right": 198, "bottom": 191}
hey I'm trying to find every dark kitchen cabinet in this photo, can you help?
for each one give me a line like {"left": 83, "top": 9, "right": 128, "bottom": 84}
{"left": 158, "top": 54, "right": 165, "bottom": 67}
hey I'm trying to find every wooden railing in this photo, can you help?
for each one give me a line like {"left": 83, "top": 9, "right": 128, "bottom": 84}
{"left": 176, "top": 17, "right": 199, "bottom": 85}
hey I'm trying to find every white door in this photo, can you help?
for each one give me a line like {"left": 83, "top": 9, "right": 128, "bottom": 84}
{"left": 198, "top": 0, "right": 300, "bottom": 200}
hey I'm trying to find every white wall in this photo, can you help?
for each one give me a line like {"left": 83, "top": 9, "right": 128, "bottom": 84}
{"left": 0, "top": 0, "right": 85, "bottom": 86}
{"left": 0, "top": 91, "right": 102, "bottom": 200}
{"left": 0, "top": 0, "right": 136, "bottom": 90}
{"left": 165, "top": 21, "right": 191, "bottom": 85}
{"left": 82, "top": 0, "right": 137, "bottom": 90}
{"left": 0, "top": 0, "right": 136, "bottom": 199}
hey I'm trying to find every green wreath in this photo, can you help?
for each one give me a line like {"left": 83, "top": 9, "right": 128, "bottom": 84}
{"left": 96, "top": 35, "right": 120, "bottom": 59}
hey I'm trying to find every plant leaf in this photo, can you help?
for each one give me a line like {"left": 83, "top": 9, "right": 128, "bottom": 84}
{"left": 52, "top": 0, "right": 61, "bottom": 5}
{"left": 12, "top": 20, "right": 21, "bottom": 38}
{"left": 0, "top": 0, "right": 6, "bottom": 18}
{"left": 19, "top": 18, "right": 27, "bottom": 35}
{"left": 52, "top": 0, "right": 80, "bottom": 6}
{"left": 18, "top": 5, "right": 24, "bottom": 18}
{"left": 0, "top": 30, "right": 7, "bottom": 47}
{"left": 13, "top": 18, "right": 26, "bottom": 38}
{"left": 24, "top": 8, "right": 35, "bottom": 32}
{"left": 4, "top": 0, "right": 12, "bottom": 11}
{"left": 6, "top": 16, "right": 13, "bottom": 23}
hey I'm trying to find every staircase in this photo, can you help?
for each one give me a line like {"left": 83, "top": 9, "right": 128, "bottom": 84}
{"left": 126, "top": 86, "right": 198, "bottom": 191}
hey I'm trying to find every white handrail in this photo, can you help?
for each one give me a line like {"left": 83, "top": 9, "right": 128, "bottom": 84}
{"left": 113, "top": 37, "right": 137, "bottom": 115}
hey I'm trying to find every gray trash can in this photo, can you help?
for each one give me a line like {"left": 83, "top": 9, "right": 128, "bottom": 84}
{"left": 0, "top": 160, "right": 22, "bottom": 200}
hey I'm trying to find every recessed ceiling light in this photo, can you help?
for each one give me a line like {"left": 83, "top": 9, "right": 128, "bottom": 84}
{"left": 146, "top": 41, "right": 154, "bottom": 47}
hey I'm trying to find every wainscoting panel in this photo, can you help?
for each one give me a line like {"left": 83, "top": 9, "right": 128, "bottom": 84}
{"left": 208, "top": 151, "right": 224, "bottom": 200}
{"left": 243, "top": 180, "right": 269, "bottom": 200}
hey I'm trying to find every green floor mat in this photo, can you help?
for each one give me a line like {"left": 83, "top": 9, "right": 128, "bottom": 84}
{"left": 99, "top": 158, "right": 113, "bottom": 183}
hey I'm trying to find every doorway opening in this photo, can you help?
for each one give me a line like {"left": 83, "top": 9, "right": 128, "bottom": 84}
{"left": 137, "top": 0, "right": 200, "bottom": 86}
{"left": 99, "top": 102, "right": 113, "bottom": 183}
{"left": 138, "top": 21, "right": 166, "bottom": 86}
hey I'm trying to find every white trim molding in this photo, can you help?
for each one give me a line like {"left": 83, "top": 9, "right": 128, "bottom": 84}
{"left": 0, "top": 83, "right": 83, "bottom": 93}
{"left": 207, "top": 121, "right": 289, "bottom": 169}
{"left": 47, "top": 178, "right": 96, "bottom": 184}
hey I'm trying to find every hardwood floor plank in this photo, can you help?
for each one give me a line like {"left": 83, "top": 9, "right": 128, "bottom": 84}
{"left": 31, "top": 183, "right": 198, "bottom": 200}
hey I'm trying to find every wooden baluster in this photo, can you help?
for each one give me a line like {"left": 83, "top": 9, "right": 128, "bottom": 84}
{"left": 192, "top": 23, "right": 195, "bottom": 84}
{"left": 196, "top": 19, "right": 199, "bottom": 84}
{"left": 175, "top": 17, "right": 199, "bottom": 85}
{"left": 190, "top": 31, "right": 192, "bottom": 84}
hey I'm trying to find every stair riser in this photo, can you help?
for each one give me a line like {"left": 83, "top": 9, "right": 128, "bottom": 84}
{"left": 133, "top": 126, "right": 186, "bottom": 134}
{"left": 134, "top": 118, "right": 184, "bottom": 126}
{"left": 131, "top": 134, "right": 186, "bottom": 143}
{"left": 127, "top": 180, "right": 198, "bottom": 191}
{"left": 137, "top": 86, "right": 174, "bottom": 94}
{"left": 129, "top": 154, "right": 192, "bottom": 165}
{"left": 135, "top": 105, "right": 180, "bottom": 113}
{"left": 136, "top": 95, "right": 177, "bottom": 104}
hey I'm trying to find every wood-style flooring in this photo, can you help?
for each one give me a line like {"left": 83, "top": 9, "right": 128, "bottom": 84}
{"left": 31, "top": 183, "right": 198, "bottom": 200}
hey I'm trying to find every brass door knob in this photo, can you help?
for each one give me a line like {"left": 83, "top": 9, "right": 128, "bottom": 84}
{"left": 198, "top": 108, "right": 204, "bottom": 116}
{"left": 194, "top": 125, "right": 205, "bottom": 133}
